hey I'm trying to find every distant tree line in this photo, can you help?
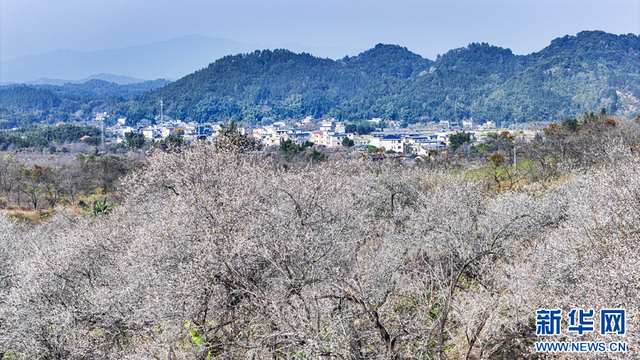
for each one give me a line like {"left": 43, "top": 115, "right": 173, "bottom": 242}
{"left": 0, "top": 124, "right": 101, "bottom": 151}
{"left": 0, "top": 153, "right": 145, "bottom": 211}
{"left": 0, "top": 79, "right": 171, "bottom": 127}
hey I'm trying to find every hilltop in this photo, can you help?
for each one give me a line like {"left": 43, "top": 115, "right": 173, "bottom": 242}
{"left": 3, "top": 31, "right": 640, "bottom": 127}
{"left": 134, "top": 31, "right": 640, "bottom": 126}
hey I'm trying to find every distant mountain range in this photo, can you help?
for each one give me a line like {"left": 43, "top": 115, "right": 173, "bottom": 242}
{"left": 13, "top": 74, "right": 153, "bottom": 86}
{"left": 3, "top": 31, "right": 640, "bottom": 128}
{"left": 135, "top": 31, "right": 640, "bottom": 125}
{"left": 0, "top": 35, "right": 364, "bottom": 84}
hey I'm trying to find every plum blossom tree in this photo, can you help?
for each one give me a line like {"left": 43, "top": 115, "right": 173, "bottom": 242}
{"left": 1, "top": 141, "right": 640, "bottom": 359}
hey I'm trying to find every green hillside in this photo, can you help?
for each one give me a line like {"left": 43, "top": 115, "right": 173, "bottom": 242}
{"left": 0, "top": 79, "right": 171, "bottom": 127}
{"left": 138, "top": 44, "right": 431, "bottom": 123}
{"left": 134, "top": 31, "right": 640, "bottom": 126}
{"left": 4, "top": 31, "right": 640, "bottom": 127}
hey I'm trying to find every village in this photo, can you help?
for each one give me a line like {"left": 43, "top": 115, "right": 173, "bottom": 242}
{"left": 100, "top": 113, "right": 512, "bottom": 155}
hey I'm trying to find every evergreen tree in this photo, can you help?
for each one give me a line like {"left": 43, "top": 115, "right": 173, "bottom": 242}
{"left": 213, "top": 120, "right": 259, "bottom": 152}
{"left": 342, "top": 137, "right": 354, "bottom": 147}
{"left": 449, "top": 131, "right": 472, "bottom": 150}
{"left": 125, "top": 132, "right": 146, "bottom": 150}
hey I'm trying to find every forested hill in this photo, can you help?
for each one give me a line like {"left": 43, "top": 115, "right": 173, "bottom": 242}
{"left": 137, "top": 44, "right": 431, "bottom": 123}
{"left": 4, "top": 31, "right": 640, "bottom": 127}
{"left": 135, "top": 30, "right": 640, "bottom": 126}
{"left": 0, "top": 79, "right": 172, "bottom": 127}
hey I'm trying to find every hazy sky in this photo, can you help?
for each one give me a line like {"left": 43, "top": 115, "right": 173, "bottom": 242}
{"left": 2, "top": 0, "right": 640, "bottom": 62}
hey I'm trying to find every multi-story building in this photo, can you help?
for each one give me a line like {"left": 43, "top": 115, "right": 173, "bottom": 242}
{"left": 370, "top": 134, "right": 404, "bottom": 152}
{"left": 161, "top": 127, "right": 175, "bottom": 138}
{"left": 287, "top": 129, "right": 310, "bottom": 145}
{"left": 319, "top": 119, "right": 345, "bottom": 133}
{"left": 309, "top": 131, "right": 323, "bottom": 144}
{"left": 141, "top": 128, "right": 158, "bottom": 140}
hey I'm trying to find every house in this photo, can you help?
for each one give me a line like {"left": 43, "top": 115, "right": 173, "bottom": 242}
{"left": 371, "top": 135, "right": 404, "bottom": 152}
{"left": 295, "top": 115, "right": 314, "bottom": 127}
{"left": 263, "top": 123, "right": 288, "bottom": 137}
{"left": 325, "top": 134, "right": 346, "bottom": 147}
{"left": 252, "top": 129, "right": 267, "bottom": 142}
{"left": 370, "top": 131, "right": 421, "bottom": 138}
{"left": 319, "top": 119, "right": 344, "bottom": 133}
{"left": 405, "top": 135, "right": 440, "bottom": 146}
{"left": 482, "top": 121, "right": 496, "bottom": 130}
{"left": 436, "top": 132, "right": 450, "bottom": 142}
{"left": 261, "top": 136, "right": 281, "bottom": 147}
{"left": 287, "top": 129, "right": 310, "bottom": 145}
{"left": 251, "top": 122, "right": 293, "bottom": 146}
{"left": 141, "top": 128, "right": 157, "bottom": 140}
{"left": 317, "top": 132, "right": 353, "bottom": 147}
{"left": 414, "top": 141, "right": 448, "bottom": 154}
{"left": 114, "top": 126, "right": 135, "bottom": 137}
{"left": 309, "top": 131, "right": 323, "bottom": 144}
{"left": 353, "top": 137, "right": 369, "bottom": 146}
{"left": 161, "top": 127, "right": 175, "bottom": 138}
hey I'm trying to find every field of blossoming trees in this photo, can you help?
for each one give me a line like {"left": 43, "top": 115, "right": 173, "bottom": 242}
{"left": 1, "top": 113, "right": 639, "bottom": 359}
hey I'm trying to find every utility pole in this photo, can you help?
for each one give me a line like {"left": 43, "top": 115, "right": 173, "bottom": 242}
{"left": 102, "top": 114, "right": 105, "bottom": 148}
{"left": 160, "top": 100, "right": 163, "bottom": 123}
{"left": 513, "top": 117, "right": 518, "bottom": 170}
{"left": 513, "top": 130, "right": 525, "bottom": 170}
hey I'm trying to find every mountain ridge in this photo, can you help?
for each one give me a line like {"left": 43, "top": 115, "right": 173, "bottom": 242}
{"left": 1, "top": 74, "right": 159, "bottom": 86}
{"left": 0, "top": 35, "right": 364, "bottom": 84}
{"left": 132, "top": 31, "right": 640, "bottom": 125}
{"left": 3, "top": 30, "right": 640, "bottom": 128}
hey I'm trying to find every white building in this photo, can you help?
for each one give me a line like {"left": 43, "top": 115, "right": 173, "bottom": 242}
{"left": 370, "top": 135, "right": 404, "bottom": 152}
{"left": 114, "top": 126, "right": 135, "bottom": 137}
{"left": 319, "top": 119, "right": 344, "bottom": 133}
{"left": 436, "top": 132, "right": 450, "bottom": 142}
{"left": 252, "top": 123, "right": 292, "bottom": 146}
{"left": 295, "top": 115, "right": 314, "bottom": 127}
{"left": 161, "top": 127, "right": 175, "bottom": 138}
{"left": 141, "top": 128, "right": 157, "bottom": 140}
{"left": 309, "top": 132, "right": 323, "bottom": 144}
{"left": 287, "top": 129, "right": 310, "bottom": 145}
{"left": 482, "top": 121, "right": 496, "bottom": 130}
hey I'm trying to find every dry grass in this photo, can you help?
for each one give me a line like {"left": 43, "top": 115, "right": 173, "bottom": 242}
{"left": 1, "top": 206, "right": 83, "bottom": 224}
